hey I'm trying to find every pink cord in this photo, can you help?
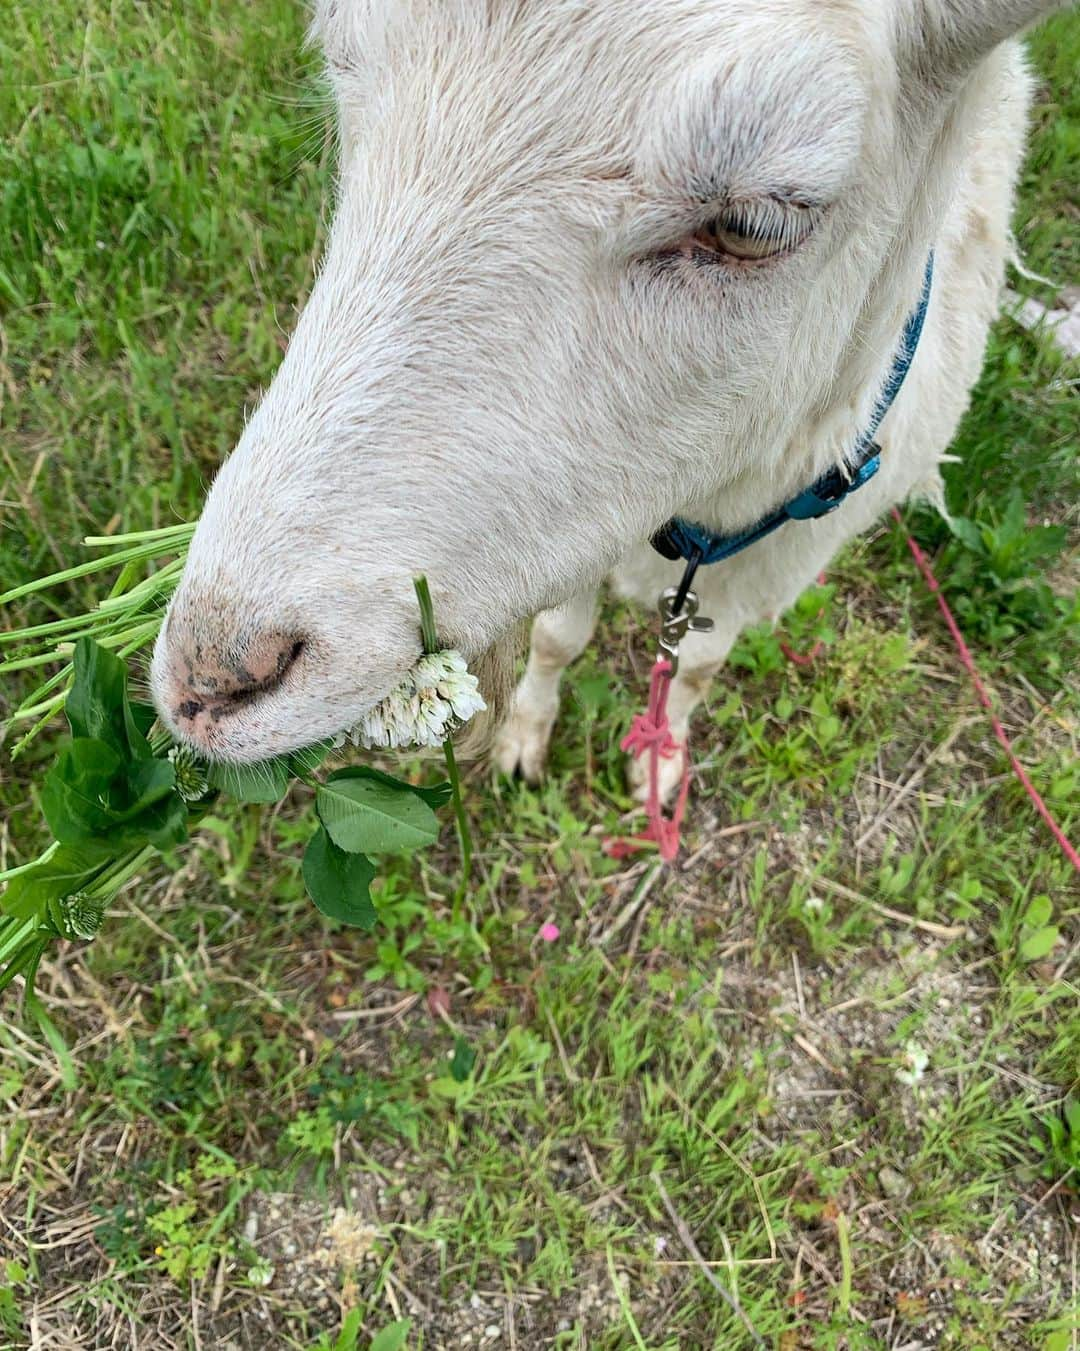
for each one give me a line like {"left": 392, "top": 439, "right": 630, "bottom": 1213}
{"left": 778, "top": 573, "right": 829, "bottom": 666}
{"left": 778, "top": 638, "right": 825, "bottom": 667}
{"left": 605, "top": 659, "right": 690, "bottom": 863}
{"left": 893, "top": 508, "right": 1080, "bottom": 876}
{"left": 607, "top": 529, "right": 1077, "bottom": 875}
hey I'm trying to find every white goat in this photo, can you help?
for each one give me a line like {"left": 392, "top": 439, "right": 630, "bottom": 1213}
{"left": 152, "top": 0, "right": 1067, "bottom": 807}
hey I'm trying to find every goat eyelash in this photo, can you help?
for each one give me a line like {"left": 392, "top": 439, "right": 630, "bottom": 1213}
{"left": 690, "top": 199, "right": 818, "bottom": 264}
{"left": 638, "top": 197, "right": 821, "bottom": 280}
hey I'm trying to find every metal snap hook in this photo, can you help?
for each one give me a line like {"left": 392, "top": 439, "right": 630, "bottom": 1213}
{"left": 657, "top": 587, "right": 714, "bottom": 676}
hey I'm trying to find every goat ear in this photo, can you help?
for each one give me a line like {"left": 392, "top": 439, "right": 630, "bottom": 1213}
{"left": 909, "top": 0, "right": 1071, "bottom": 76}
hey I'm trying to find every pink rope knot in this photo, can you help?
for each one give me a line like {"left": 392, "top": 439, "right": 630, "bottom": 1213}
{"left": 604, "top": 658, "right": 691, "bottom": 864}
{"left": 622, "top": 661, "right": 680, "bottom": 761}
{"left": 622, "top": 714, "right": 679, "bottom": 758}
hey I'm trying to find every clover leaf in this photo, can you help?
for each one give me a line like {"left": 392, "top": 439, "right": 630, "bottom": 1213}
{"left": 316, "top": 774, "right": 440, "bottom": 856}
{"left": 302, "top": 827, "right": 378, "bottom": 929}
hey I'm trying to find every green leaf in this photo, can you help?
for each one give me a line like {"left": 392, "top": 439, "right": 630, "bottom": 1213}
{"left": 1022, "top": 894, "right": 1053, "bottom": 931}
{"left": 66, "top": 638, "right": 151, "bottom": 760}
{"left": 138, "top": 789, "right": 190, "bottom": 851}
{"left": 369, "top": 1319, "right": 412, "bottom": 1351}
{"left": 124, "top": 757, "right": 178, "bottom": 816}
{"left": 302, "top": 827, "right": 378, "bottom": 929}
{"left": 428, "top": 1077, "right": 465, "bottom": 1100}
{"left": 450, "top": 1036, "right": 476, "bottom": 1083}
{"left": 0, "top": 842, "right": 114, "bottom": 921}
{"left": 129, "top": 700, "right": 158, "bottom": 741}
{"left": 316, "top": 777, "right": 439, "bottom": 856}
{"left": 29, "top": 997, "right": 77, "bottom": 1091}
{"left": 41, "top": 740, "right": 183, "bottom": 850}
{"left": 41, "top": 738, "right": 125, "bottom": 842}
{"left": 947, "top": 515, "right": 984, "bottom": 556}
{"left": 327, "top": 764, "right": 452, "bottom": 812}
{"left": 207, "top": 757, "right": 290, "bottom": 804}
{"left": 1019, "top": 926, "right": 1059, "bottom": 962}
{"left": 331, "top": 1309, "right": 363, "bottom": 1351}
{"left": 575, "top": 674, "right": 616, "bottom": 716}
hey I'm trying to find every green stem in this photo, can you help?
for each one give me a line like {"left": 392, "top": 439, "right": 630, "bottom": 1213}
{"left": 413, "top": 574, "right": 440, "bottom": 655}
{"left": 0, "top": 616, "right": 161, "bottom": 673}
{"left": 0, "top": 842, "right": 59, "bottom": 884}
{"left": 0, "top": 934, "right": 50, "bottom": 995}
{"left": 836, "top": 1211, "right": 853, "bottom": 1317}
{"left": 84, "top": 845, "right": 157, "bottom": 899}
{"left": 0, "top": 538, "right": 188, "bottom": 606}
{"left": 413, "top": 575, "right": 474, "bottom": 915}
{"left": 83, "top": 522, "right": 193, "bottom": 547}
{"left": 442, "top": 736, "right": 471, "bottom": 918}
{"left": 8, "top": 699, "right": 68, "bottom": 758}
{"left": 0, "top": 607, "right": 138, "bottom": 645}
{"left": 0, "top": 917, "right": 40, "bottom": 966}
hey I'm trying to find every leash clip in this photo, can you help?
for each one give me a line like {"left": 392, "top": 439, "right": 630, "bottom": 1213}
{"left": 657, "top": 587, "right": 714, "bottom": 676}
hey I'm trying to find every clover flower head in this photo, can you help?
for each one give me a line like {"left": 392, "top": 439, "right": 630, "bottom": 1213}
{"left": 895, "top": 1040, "right": 930, "bottom": 1088}
{"left": 168, "top": 744, "right": 209, "bottom": 802}
{"left": 350, "top": 650, "right": 486, "bottom": 751}
{"left": 413, "top": 651, "right": 488, "bottom": 725}
{"left": 352, "top": 687, "right": 416, "bottom": 751}
{"left": 58, "top": 891, "right": 106, "bottom": 941}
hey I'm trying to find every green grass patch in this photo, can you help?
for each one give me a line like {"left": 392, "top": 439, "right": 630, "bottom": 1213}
{"left": 0, "top": 4, "right": 1077, "bottom": 1348}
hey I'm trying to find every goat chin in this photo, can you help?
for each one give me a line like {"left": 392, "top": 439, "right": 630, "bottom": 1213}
{"left": 454, "top": 623, "right": 526, "bottom": 760}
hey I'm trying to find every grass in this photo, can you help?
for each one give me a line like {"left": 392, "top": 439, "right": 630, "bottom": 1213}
{"left": 1, "top": 4, "right": 1078, "bottom": 1349}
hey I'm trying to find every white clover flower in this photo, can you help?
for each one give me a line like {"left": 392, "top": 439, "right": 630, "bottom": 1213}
{"left": 350, "top": 650, "right": 486, "bottom": 751}
{"left": 413, "top": 651, "right": 488, "bottom": 724}
{"left": 407, "top": 687, "right": 455, "bottom": 749}
{"left": 245, "top": 1258, "right": 275, "bottom": 1288}
{"left": 895, "top": 1040, "right": 930, "bottom": 1088}
{"left": 168, "top": 744, "right": 209, "bottom": 802}
{"left": 57, "top": 892, "right": 106, "bottom": 941}
{"left": 352, "top": 687, "right": 412, "bottom": 751}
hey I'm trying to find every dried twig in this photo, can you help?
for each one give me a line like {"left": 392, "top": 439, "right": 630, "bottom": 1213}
{"left": 652, "top": 1171, "right": 766, "bottom": 1348}
{"left": 594, "top": 861, "right": 663, "bottom": 945}
{"left": 795, "top": 869, "right": 966, "bottom": 938}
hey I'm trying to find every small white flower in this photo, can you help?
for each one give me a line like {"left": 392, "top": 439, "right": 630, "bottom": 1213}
{"left": 58, "top": 892, "right": 105, "bottom": 941}
{"left": 804, "top": 896, "right": 825, "bottom": 914}
{"left": 353, "top": 687, "right": 411, "bottom": 750}
{"left": 167, "top": 744, "right": 209, "bottom": 802}
{"left": 414, "top": 650, "right": 487, "bottom": 724}
{"left": 245, "top": 1258, "right": 274, "bottom": 1288}
{"left": 349, "top": 650, "right": 486, "bottom": 751}
{"left": 408, "top": 688, "right": 454, "bottom": 748}
{"left": 895, "top": 1040, "right": 930, "bottom": 1087}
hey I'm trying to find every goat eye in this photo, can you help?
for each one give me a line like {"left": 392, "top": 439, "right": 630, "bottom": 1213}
{"left": 691, "top": 209, "right": 806, "bottom": 263}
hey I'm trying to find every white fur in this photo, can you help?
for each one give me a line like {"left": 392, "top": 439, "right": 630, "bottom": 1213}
{"left": 150, "top": 0, "right": 1066, "bottom": 781}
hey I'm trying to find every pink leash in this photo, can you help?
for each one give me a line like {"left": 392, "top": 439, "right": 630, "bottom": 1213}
{"left": 605, "top": 522, "right": 1077, "bottom": 874}
{"left": 778, "top": 572, "right": 828, "bottom": 667}
{"left": 892, "top": 509, "right": 1080, "bottom": 876}
{"left": 604, "top": 658, "right": 690, "bottom": 862}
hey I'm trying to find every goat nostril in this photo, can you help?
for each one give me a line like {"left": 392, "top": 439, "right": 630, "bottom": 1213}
{"left": 173, "top": 632, "right": 307, "bottom": 725}
{"left": 221, "top": 635, "right": 306, "bottom": 705}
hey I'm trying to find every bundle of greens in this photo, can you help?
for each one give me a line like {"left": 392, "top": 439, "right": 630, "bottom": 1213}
{"left": 0, "top": 529, "right": 474, "bottom": 997}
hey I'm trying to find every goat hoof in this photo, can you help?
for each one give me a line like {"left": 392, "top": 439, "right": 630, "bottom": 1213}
{"left": 627, "top": 745, "right": 687, "bottom": 809}
{"left": 494, "top": 706, "right": 555, "bottom": 784}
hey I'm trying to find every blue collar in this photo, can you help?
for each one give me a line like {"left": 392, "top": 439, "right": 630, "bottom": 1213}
{"left": 651, "top": 255, "right": 935, "bottom": 568}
